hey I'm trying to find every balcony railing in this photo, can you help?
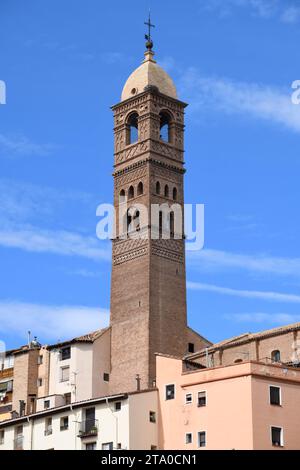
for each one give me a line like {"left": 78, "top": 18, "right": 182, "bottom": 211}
{"left": 13, "top": 435, "right": 24, "bottom": 450}
{"left": 44, "top": 427, "right": 53, "bottom": 436}
{"left": 78, "top": 419, "right": 98, "bottom": 438}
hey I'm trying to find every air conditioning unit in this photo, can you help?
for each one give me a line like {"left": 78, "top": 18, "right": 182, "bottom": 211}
{"left": 0, "top": 392, "right": 6, "bottom": 402}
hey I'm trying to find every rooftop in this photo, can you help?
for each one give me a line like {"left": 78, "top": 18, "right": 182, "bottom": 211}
{"left": 185, "top": 321, "right": 300, "bottom": 360}
{"left": 47, "top": 326, "right": 110, "bottom": 350}
{"left": 121, "top": 50, "right": 177, "bottom": 102}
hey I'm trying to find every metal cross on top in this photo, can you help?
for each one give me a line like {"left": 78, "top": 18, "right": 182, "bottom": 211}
{"left": 144, "top": 11, "right": 155, "bottom": 50}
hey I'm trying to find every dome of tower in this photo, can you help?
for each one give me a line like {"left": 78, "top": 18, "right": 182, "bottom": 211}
{"left": 121, "top": 50, "right": 177, "bottom": 101}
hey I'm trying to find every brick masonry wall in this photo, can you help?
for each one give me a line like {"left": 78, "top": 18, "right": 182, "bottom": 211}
{"left": 194, "top": 330, "right": 300, "bottom": 368}
{"left": 110, "top": 90, "right": 189, "bottom": 394}
{"left": 12, "top": 350, "right": 39, "bottom": 414}
{"left": 12, "top": 353, "right": 29, "bottom": 413}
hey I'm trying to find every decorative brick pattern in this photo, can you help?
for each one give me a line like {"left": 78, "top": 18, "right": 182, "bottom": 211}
{"left": 109, "top": 88, "right": 189, "bottom": 394}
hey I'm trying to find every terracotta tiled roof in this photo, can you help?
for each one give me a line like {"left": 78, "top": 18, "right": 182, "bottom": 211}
{"left": 74, "top": 328, "right": 109, "bottom": 342}
{"left": 185, "top": 321, "right": 300, "bottom": 360}
{"left": 47, "top": 326, "right": 110, "bottom": 350}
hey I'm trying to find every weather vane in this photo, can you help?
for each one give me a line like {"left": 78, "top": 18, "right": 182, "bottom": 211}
{"left": 144, "top": 10, "right": 155, "bottom": 51}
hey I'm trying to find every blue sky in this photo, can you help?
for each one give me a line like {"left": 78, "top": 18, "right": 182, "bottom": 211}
{"left": 1, "top": 0, "right": 300, "bottom": 349}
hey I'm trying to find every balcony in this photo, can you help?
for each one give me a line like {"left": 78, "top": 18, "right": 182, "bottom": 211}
{"left": 44, "top": 427, "right": 53, "bottom": 436}
{"left": 13, "top": 436, "right": 24, "bottom": 450}
{"left": 78, "top": 419, "right": 98, "bottom": 438}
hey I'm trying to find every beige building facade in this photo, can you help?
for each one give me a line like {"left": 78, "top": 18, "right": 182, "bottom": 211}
{"left": 186, "top": 322, "right": 300, "bottom": 368}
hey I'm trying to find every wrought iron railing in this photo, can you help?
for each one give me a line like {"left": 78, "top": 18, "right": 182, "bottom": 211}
{"left": 44, "top": 427, "right": 53, "bottom": 436}
{"left": 78, "top": 419, "right": 98, "bottom": 438}
{"left": 13, "top": 435, "right": 24, "bottom": 450}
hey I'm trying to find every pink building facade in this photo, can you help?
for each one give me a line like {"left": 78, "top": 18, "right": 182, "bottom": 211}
{"left": 156, "top": 355, "right": 300, "bottom": 450}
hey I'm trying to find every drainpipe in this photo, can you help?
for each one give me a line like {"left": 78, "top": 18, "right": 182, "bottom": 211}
{"left": 26, "top": 416, "right": 34, "bottom": 450}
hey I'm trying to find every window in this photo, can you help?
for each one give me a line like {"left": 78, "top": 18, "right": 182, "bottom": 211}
{"left": 156, "top": 181, "right": 161, "bottom": 195}
{"left": 164, "top": 184, "right": 169, "bottom": 198}
{"left": 0, "top": 380, "right": 13, "bottom": 393}
{"left": 84, "top": 407, "right": 96, "bottom": 434}
{"left": 119, "top": 189, "right": 126, "bottom": 203}
{"left": 160, "top": 111, "right": 171, "bottom": 143}
{"left": 16, "top": 425, "right": 23, "bottom": 436}
{"left": 44, "top": 400, "right": 50, "bottom": 410}
{"left": 115, "top": 402, "right": 121, "bottom": 411}
{"left": 185, "top": 393, "right": 192, "bottom": 405}
{"left": 102, "top": 442, "right": 113, "bottom": 450}
{"left": 64, "top": 393, "right": 72, "bottom": 405}
{"left": 271, "top": 350, "right": 281, "bottom": 363}
{"left": 38, "top": 355, "right": 43, "bottom": 365}
{"left": 186, "top": 433, "right": 192, "bottom": 445}
{"left": 270, "top": 386, "right": 281, "bottom": 406}
{"left": 103, "top": 373, "right": 110, "bottom": 382}
{"left": 60, "top": 416, "right": 69, "bottom": 431}
{"left": 127, "top": 207, "right": 140, "bottom": 233}
{"left": 128, "top": 185, "right": 134, "bottom": 200}
{"left": 60, "top": 346, "right": 71, "bottom": 361}
{"left": 45, "top": 417, "right": 52, "bottom": 436}
{"left": 271, "top": 427, "right": 283, "bottom": 447}
{"left": 170, "top": 211, "right": 174, "bottom": 239}
{"left": 198, "top": 391, "right": 206, "bottom": 407}
{"left": 60, "top": 366, "right": 70, "bottom": 382}
{"left": 173, "top": 187, "right": 178, "bottom": 201}
{"left": 188, "top": 343, "right": 195, "bottom": 354}
{"left": 2, "top": 355, "right": 14, "bottom": 370}
{"left": 166, "top": 384, "right": 175, "bottom": 400}
{"left": 85, "top": 442, "right": 97, "bottom": 450}
{"left": 127, "top": 112, "right": 139, "bottom": 145}
{"left": 198, "top": 431, "right": 206, "bottom": 448}
{"left": 149, "top": 411, "right": 156, "bottom": 423}
{"left": 137, "top": 182, "right": 143, "bottom": 196}
{"left": 0, "top": 430, "right": 4, "bottom": 445}
{"left": 159, "top": 211, "right": 163, "bottom": 238}
{"left": 37, "top": 378, "right": 43, "bottom": 387}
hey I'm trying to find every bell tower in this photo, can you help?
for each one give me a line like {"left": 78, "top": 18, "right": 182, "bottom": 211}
{"left": 109, "top": 24, "right": 198, "bottom": 393}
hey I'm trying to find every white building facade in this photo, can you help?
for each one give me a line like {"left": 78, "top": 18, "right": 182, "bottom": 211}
{"left": 0, "top": 390, "right": 158, "bottom": 450}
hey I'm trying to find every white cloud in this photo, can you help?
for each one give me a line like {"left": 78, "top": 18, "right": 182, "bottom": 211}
{"left": 180, "top": 69, "right": 300, "bottom": 133}
{"left": 202, "top": 0, "right": 300, "bottom": 23}
{"left": 188, "top": 248, "right": 300, "bottom": 277}
{"left": 0, "top": 134, "right": 57, "bottom": 157}
{"left": 0, "top": 178, "right": 92, "bottom": 222}
{"left": 225, "top": 312, "right": 300, "bottom": 323}
{"left": 0, "top": 179, "right": 110, "bottom": 261}
{"left": 0, "top": 301, "right": 109, "bottom": 344}
{"left": 67, "top": 268, "right": 101, "bottom": 278}
{"left": 187, "top": 281, "right": 300, "bottom": 303}
{"left": 0, "top": 226, "right": 110, "bottom": 261}
{"left": 281, "top": 6, "right": 300, "bottom": 23}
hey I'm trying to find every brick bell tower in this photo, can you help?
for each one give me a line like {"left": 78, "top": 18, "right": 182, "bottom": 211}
{"left": 109, "top": 24, "right": 193, "bottom": 393}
